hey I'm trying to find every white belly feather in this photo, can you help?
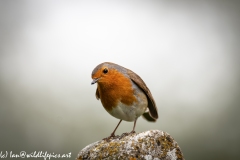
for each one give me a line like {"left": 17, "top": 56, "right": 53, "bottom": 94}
{"left": 107, "top": 92, "right": 148, "bottom": 122}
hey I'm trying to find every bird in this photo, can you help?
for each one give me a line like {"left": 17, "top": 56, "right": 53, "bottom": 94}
{"left": 91, "top": 62, "right": 158, "bottom": 140}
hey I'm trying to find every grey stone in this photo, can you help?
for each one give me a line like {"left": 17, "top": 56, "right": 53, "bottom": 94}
{"left": 76, "top": 130, "right": 184, "bottom": 160}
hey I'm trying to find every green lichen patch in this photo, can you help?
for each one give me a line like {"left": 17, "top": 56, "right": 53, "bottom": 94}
{"left": 76, "top": 130, "right": 184, "bottom": 160}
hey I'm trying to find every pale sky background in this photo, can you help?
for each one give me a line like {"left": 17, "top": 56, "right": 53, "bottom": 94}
{"left": 0, "top": 1, "right": 239, "bottom": 160}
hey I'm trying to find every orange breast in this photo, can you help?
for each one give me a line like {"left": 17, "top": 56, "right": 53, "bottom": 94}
{"left": 97, "top": 69, "right": 137, "bottom": 111}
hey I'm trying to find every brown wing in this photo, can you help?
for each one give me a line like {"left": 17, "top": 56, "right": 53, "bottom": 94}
{"left": 95, "top": 87, "right": 100, "bottom": 100}
{"left": 127, "top": 69, "right": 158, "bottom": 119}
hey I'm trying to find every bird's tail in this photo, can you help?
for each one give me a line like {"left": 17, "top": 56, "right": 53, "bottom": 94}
{"left": 142, "top": 112, "right": 157, "bottom": 122}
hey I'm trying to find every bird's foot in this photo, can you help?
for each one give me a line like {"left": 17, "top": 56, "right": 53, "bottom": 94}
{"left": 102, "top": 133, "right": 119, "bottom": 141}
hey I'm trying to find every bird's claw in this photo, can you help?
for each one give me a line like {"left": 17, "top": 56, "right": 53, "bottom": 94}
{"left": 103, "top": 130, "right": 136, "bottom": 141}
{"left": 103, "top": 133, "right": 119, "bottom": 141}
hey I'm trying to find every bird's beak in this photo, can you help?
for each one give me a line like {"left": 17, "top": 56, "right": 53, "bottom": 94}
{"left": 91, "top": 78, "right": 99, "bottom": 85}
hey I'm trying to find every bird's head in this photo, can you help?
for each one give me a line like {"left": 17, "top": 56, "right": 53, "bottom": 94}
{"left": 91, "top": 62, "right": 128, "bottom": 85}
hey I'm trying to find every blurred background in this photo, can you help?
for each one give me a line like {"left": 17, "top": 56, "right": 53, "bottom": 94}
{"left": 0, "top": 0, "right": 240, "bottom": 160}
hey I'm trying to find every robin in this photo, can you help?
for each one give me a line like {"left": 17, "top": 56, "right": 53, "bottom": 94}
{"left": 91, "top": 62, "right": 158, "bottom": 139}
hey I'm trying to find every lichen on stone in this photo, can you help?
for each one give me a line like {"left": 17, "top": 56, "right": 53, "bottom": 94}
{"left": 77, "top": 130, "right": 184, "bottom": 160}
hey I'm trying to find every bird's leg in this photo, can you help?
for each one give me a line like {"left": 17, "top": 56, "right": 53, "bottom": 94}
{"left": 103, "top": 119, "right": 122, "bottom": 141}
{"left": 120, "top": 119, "right": 137, "bottom": 139}
{"left": 110, "top": 119, "right": 122, "bottom": 137}
{"left": 130, "top": 119, "right": 137, "bottom": 134}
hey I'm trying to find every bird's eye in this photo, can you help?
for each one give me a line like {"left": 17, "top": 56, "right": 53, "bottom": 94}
{"left": 103, "top": 68, "right": 108, "bottom": 74}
